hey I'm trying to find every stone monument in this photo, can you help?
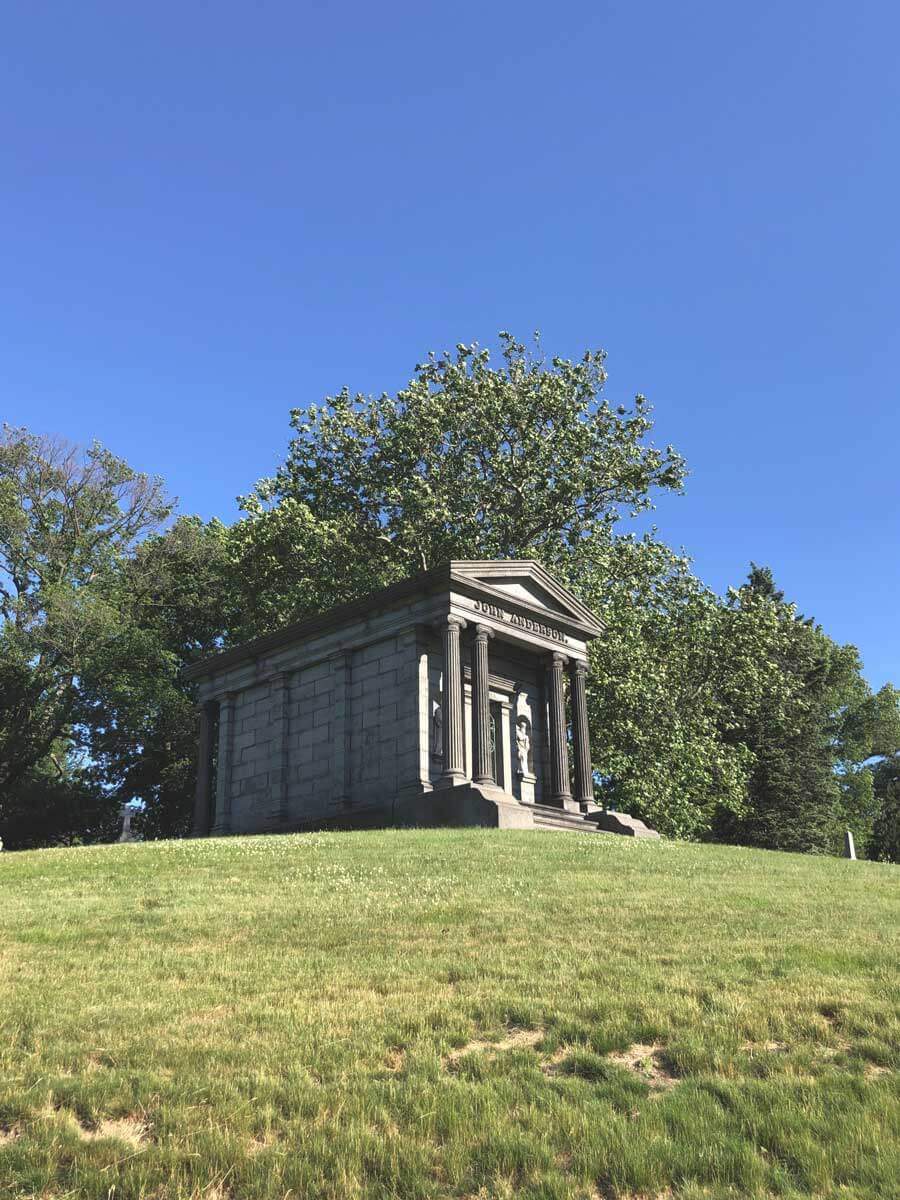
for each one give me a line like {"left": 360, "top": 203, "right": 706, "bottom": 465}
{"left": 185, "top": 560, "right": 659, "bottom": 838}
{"left": 118, "top": 802, "right": 136, "bottom": 843}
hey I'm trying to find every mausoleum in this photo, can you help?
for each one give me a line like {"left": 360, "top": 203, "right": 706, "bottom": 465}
{"left": 186, "top": 560, "right": 656, "bottom": 836}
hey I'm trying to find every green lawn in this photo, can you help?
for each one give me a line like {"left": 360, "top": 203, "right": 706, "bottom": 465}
{"left": 1, "top": 830, "right": 898, "bottom": 1200}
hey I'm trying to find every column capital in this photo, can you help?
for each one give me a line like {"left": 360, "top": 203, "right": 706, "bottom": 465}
{"left": 436, "top": 614, "right": 467, "bottom": 633}
{"left": 571, "top": 658, "right": 588, "bottom": 677}
{"left": 473, "top": 623, "right": 494, "bottom": 641}
{"left": 546, "top": 650, "right": 569, "bottom": 668}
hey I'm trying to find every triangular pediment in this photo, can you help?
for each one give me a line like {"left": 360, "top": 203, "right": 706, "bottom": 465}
{"left": 449, "top": 560, "right": 603, "bottom": 635}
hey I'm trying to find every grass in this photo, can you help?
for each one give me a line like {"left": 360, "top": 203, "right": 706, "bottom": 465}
{"left": 1, "top": 829, "right": 898, "bottom": 1200}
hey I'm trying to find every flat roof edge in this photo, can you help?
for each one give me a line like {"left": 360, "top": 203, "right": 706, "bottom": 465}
{"left": 183, "top": 563, "right": 448, "bottom": 682}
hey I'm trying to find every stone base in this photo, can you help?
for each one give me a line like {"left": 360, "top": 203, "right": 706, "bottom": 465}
{"left": 515, "top": 770, "right": 537, "bottom": 805}
{"left": 408, "top": 782, "right": 534, "bottom": 830}
{"left": 592, "top": 810, "right": 660, "bottom": 839}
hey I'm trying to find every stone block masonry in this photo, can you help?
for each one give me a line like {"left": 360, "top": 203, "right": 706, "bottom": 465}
{"left": 187, "top": 561, "right": 624, "bottom": 837}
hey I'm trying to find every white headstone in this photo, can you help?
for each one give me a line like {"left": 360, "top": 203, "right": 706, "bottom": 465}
{"left": 843, "top": 829, "right": 856, "bottom": 860}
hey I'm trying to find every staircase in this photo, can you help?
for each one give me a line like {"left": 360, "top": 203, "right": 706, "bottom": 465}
{"left": 527, "top": 804, "right": 660, "bottom": 838}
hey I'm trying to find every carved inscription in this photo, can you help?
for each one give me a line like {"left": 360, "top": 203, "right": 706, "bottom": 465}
{"left": 472, "top": 599, "right": 567, "bottom": 644}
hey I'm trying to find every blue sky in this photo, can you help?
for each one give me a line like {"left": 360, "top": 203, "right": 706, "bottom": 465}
{"left": 2, "top": 2, "right": 898, "bottom": 688}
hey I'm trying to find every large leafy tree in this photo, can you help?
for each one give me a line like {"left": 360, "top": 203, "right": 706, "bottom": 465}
{"left": 237, "top": 334, "right": 755, "bottom": 838}
{"left": 81, "top": 516, "right": 237, "bottom": 838}
{"left": 0, "top": 427, "right": 170, "bottom": 804}
{"left": 229, "top": 337, "right": 900, "bottom": 846}
{"left": 242, "top": 334, "right": 685, "bottom": 617}
{"left": 7, "top": 337, "right": 896, "bottom": 852}
{"left": 94, "top": 334, "right": 690, "bottom": 839}
{"left": 573, "top": 536, "right": 753, "bottom": 838}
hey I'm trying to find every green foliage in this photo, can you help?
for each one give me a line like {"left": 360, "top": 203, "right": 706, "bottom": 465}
{"left": 713, "top": 569, "right": 900, "bottom": 855}
{"left": 3, "top": 334, "right": 898, "bottom": 852}
{"left": 0, "top": 426, "right": 170, "bottom": 805}
{"left": 0, "top": 759, "right": 120, "bottom": 850}
{"left": 567, "top": 536, "right": 753, "bottom": 838}
{"left": 245, "top": 332, "right": 685, "bottom": 582}
{"left": 870, "top": 754, "right": 900, "bottom": 862}
{"left": 81, "top": 516, "right": 238, "bottom": 838}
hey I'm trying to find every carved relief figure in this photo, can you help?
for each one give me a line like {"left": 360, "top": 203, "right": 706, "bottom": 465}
{"left": 515, "top": 716, "right": 531, "bottom": 776}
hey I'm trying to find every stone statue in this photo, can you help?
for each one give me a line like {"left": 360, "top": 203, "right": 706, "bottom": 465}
{"left": 431, "top": 699, "right": 443, "bottom": 757}
{"left": 515, "top": 716, "right": 531, "bottom": 776}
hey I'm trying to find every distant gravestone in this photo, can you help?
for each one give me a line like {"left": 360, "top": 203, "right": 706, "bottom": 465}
{"left": 843, "top": 830, "right": 857, "bottom": 860}
{"left": 118, "top": 804, "right": 135, "bottom": 843}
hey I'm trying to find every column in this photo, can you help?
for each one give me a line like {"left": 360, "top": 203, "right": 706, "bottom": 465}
{"left": 546, "top": 652, "right": 575, "bottom": 810}
{"left": 439, "top": 616, "right": 466, "bottom": 784}
{"left": 192, "top": 700, "right": 217, "bottom": 836}
{"left": 569, "top": 659, "right": 594, "bottom": 809}
{"left": 471, "top": 623, "right": 494, "bottom": 785}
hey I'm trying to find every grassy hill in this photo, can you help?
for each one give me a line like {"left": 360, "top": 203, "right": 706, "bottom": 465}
{"left": 1, "top": 830, "right": 898, "bottom": 1200}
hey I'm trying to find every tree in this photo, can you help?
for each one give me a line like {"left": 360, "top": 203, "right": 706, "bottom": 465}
{"left": 237, "top": 334, "right": 766, "bottom": 838}
{"left": 870, "top": 754, "right": 900, "bottom": 862}
{"left": 81, "top": 516, "right": 237, "bottom": 838}
{"left": 571, "top": 535, "right": 753, "bottom": 838}
{"left": 0, "top": 748, "right": 120, "bottom": 850}
{"left": 713, "top": 567, "right": 900, "bottom": 855}
{"left": 0, "top": 427, "right": 171, "bottom": 803}
{"left": 243, "top": 334, "right": 685, "bottom": 604}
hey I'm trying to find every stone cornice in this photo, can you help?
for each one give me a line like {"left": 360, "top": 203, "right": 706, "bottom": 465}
{"left": 184, "top": 559, "right": 603, "bottom": 683}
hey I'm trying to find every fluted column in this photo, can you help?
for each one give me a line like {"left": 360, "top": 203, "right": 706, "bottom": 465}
{"left": 192, "top": 700, "right": 217, "bottom": 836}
{"left": 471, "top": 624, "right": 494, "bottom": 785}
{"left": 440, "top": 616, "right": 466, "bottom": 784}
{"left": 569, "top": 659, "right": 594, "bottom": 809}
{"left": 546, "top": 652, "right": 575, "bottom": 810}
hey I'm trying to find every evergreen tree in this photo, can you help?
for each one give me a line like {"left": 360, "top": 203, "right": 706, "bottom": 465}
{"left": 870, "top": 755, "right": 900, "bottom": 862}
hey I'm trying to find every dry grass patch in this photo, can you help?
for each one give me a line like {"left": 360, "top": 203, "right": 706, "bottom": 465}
{"left": 541, "top": 1045, "right": 573, "bottom": 1076}
{"left": 591, "top": 1192, "right": 673, "bottom": 1200}
{"left": 93, "top": 1116, "right": 148, "bottom": 1147}
{"left": 606, "top": 1043, "right": 677, "bottom": 1092}
{"left": 865, "top": 1062, "right": 892, "bottom": 1078}
{"left": 383, "top": 1047, "right": 405, "bottom": 1072}
{"left": 445, "top": 1027, "right": 544, "bottom": 1065}
{"left": 0, "top": 1125, "right": 19, "bottom": 1146}
{"left": 43, "top": 1106, "right": 148, "bottom": 1147}
{"left": 742, "top": 1039, "right": 790, "bottom": 1054}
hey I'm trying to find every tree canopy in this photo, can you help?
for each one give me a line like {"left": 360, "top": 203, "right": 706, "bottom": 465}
{"left": 2, "top": 336, "right": 898, "bottom": 856}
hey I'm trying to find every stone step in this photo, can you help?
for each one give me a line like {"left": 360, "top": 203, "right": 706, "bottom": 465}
{"left": 528, "top": 805, "right": 605, "bottom": 834}
{"left": 527, "top": 803, "right": 660, "bottom": 838}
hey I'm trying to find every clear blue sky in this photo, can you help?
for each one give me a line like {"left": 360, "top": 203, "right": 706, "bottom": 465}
{"left": 3, "top": 2, "right": 898, "bottom": 688}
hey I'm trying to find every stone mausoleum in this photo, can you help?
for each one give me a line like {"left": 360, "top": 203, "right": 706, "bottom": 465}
{"left": 186, "top": 560, "right": 657, "bottom": 837}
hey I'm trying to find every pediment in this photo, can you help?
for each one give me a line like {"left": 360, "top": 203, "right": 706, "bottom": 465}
{"left": 448, "top": 560, "right": 603, "bottom": 635}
